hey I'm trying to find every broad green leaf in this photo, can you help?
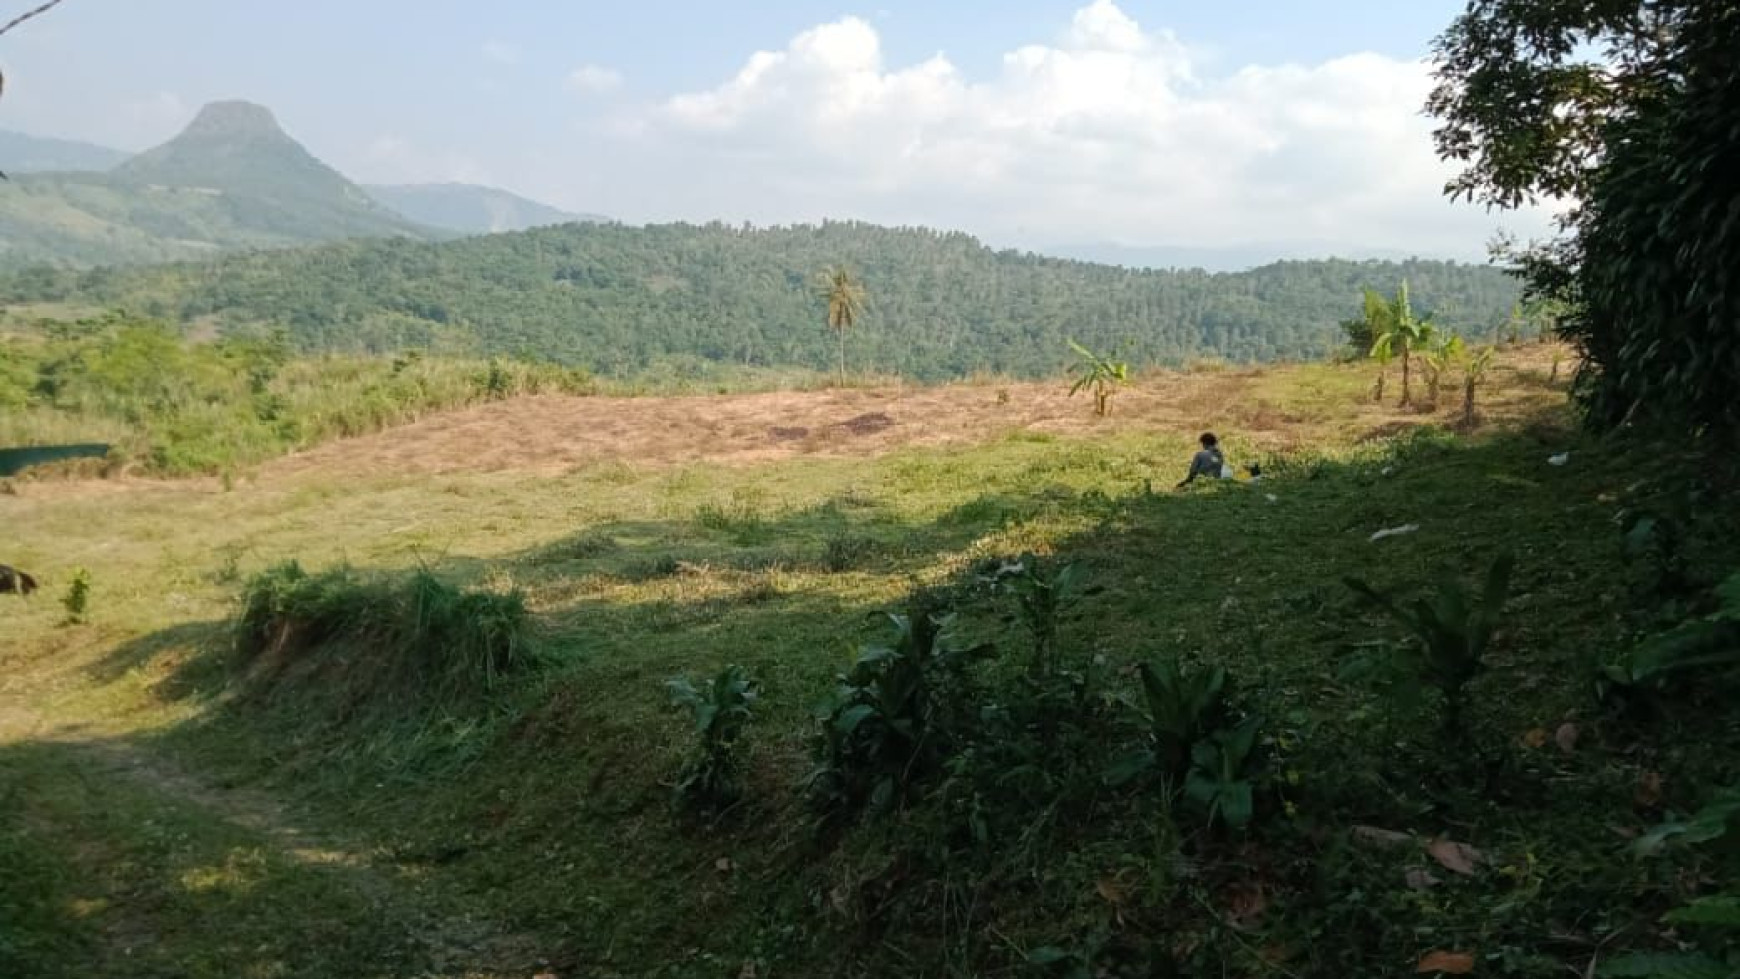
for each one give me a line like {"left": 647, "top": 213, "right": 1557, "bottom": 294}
{"left": 1599, "top": 951, "right": 1733, "bottom": 979}
{"left": 1663, "top": 895, "right": 1740, "bottom": 927}
{"left": 832, "top": 703, "right": 877, "bottom": 734}
{"left": 1102, "top": 748, "right": 1157, "bottom": 787}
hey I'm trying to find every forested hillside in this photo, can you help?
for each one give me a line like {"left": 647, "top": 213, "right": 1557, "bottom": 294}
{"left": 1, "top": 222, "right": 1521, "bottom": 378}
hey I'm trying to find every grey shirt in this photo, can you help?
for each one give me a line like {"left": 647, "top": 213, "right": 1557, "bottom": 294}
{"left": 1185, "top": 447, "right": 1225, "bottom": 483}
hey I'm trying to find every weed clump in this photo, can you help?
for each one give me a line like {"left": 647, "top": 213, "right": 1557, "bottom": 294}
{"left": 665, "top": 665, "right": 759, "bottom": 814}
{"left": 236, "top": 561, "right": 541, "bottom": 704}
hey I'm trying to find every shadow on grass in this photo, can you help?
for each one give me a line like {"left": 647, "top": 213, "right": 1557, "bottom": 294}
{"left": 20, "top": 423, "right": 1740, "bottom": 978}
{"left": 0, "top": 734, "right": 547, "bottom": 979}
{"left": 81, "top": 619, "right": 235, "bottom": 700}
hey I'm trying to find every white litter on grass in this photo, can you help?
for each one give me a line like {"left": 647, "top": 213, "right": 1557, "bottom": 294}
{"left": 1266, "top": 494, "right": 1279, "bottom": 503}
{"left": 1381, "top": 466, "right": 1396, "bottom": 476}
{"left": 1548, "top": 452, "right": 1571, "bottom": 466}
{"left": 1370, "top": 524, "right": 1420, "bottom": 542}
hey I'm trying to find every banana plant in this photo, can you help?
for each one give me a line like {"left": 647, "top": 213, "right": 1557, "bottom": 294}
{"left": 1067, "top": 339, "right": 1130, "bottom": 417}
{"left": 1344, "top": 552, "right": 1514, "bottom": 743}
{"left": 1421, "top": 334, "right": 1467, "bottom": 408}
{"left": 1365, "top": 281, "right": 1436, "bottom": 406}
{"left": 1457, "top": 344, "right": 1497, "bottom": 427}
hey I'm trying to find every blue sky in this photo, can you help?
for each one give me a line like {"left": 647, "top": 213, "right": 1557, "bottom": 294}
{"left": 0, "top": 1, "right": 1550, "bottom": 256}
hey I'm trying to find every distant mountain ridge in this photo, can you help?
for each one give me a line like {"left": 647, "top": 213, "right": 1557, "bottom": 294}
{"left": 1042, "top": 241, "right": 1432, "bottom": 274}
{"left": 0, "top": 129, "right": 130, "bottom": 173}
{"left": 364, "top": 183, "right": 604, "bottom": 235}
{"left": 0, "top": 100, "right": 432, "bottom": 269}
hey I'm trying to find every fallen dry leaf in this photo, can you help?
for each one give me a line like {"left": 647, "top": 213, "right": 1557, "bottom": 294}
{"left": 1555, "top": 722, "right": 1580, "bottom": 754}
{"left": 1427, "top": 839, "right": 1485, "bottom": 876}
{"left": 1223, "top": 882, "right": 1268, "bottom": 931}
{"left": 1353, "top": 825, "right": 1415, "bottom": 849}
{"left": 1417, "top": 950, "right": 1475, "bottom": 974}
{"left": 1096, "top": 877, "right": 1126, "bottom": 906}
{"left": 1405, "top": 868, "right": 1442, "bottom": 890}
{"left": 715, "top": 857, "right": 735, "bottom": 873}
{"left": 1635, "top": 770, "right": 1664, "bottom": 808}
{"left": 1522, "top": 728, "right": 1549, "bottom": 749}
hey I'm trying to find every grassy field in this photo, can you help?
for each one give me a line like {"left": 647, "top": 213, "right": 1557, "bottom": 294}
{"left": 3, "top": 348, "right": 1737, "bottom": 978}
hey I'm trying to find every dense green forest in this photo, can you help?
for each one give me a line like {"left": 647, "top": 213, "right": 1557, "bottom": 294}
{"left": 1, "top": 221, "right": 1521, "bottom": 379}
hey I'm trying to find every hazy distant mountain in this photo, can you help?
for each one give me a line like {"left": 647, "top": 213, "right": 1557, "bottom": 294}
{"left": 1042, "top": 241, "right": 1431, "bottom": 273}
{"left": 365, "top": 183, "right": 605, "bottom": 235}
{"left": 0, "top": 100, "right": 433, "bottom": 270}
{"left": 0, "top": 129, "right": 130, "bottom": 173}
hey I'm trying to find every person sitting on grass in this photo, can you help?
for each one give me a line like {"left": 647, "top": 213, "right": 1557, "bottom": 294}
{"left": 1177, "top": 432, "right": 1230, "bottom": 488}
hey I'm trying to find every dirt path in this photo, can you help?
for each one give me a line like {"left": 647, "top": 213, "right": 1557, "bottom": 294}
{"left": 62, "top": 736, "right": 547, "bottom": 976}
{"left": 0, "top": 668, "right": 547, "bottom": 979}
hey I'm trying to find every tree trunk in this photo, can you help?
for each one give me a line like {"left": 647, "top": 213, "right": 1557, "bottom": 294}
{"left": 1463, "top": 376, "right": 1477, "bottom": 427}
{"left": 836, "top": 330, "right": 846, "bottom": 387}
{"left": 1373, "top": 369, "right": 1386, "bottom": 403}
{"left": 1400, "top": 348, "right": 1413, "bottom": 406}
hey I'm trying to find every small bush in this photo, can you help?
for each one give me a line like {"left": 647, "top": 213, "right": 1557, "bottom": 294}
{"left": 807, "top": 610, "right": 992, "bottom": 820}
{"left": 819, "top": 534, "right": 879, "bottom": 573}
{"left": 1597, "top": 571, "right": 1740, "bottom": 706}
{"left": 58, "top": 569, "right": 91, "bottom": 626}
{"left": 1343, "top": 552, "right": 1513, "bottom": 745}
{"left": 665, "top": 665, "right": 759, "bottom": 813}
{"left": 236, "top": 561, "right": 540, "bottom": 703}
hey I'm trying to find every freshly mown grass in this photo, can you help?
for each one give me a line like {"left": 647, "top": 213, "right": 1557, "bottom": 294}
{"left": 4, "top": 364, "right": 1739, "bottom": 977}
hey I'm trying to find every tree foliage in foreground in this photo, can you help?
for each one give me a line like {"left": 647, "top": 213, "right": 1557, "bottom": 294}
{"left": 1430, "top": 1, "right": 1740, "bottom": 434}
{"left": 0, "top": 222, "right": 1520, "bottom": 380}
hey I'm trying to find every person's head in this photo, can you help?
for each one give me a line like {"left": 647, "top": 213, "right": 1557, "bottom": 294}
{"left": 1199, "top": 432, "right": 1218, "bottom": 449}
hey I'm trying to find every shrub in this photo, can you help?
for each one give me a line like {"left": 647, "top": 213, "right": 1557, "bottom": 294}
{"left": 807, "top": 610, "right": 992, "bottom": 819}
{"left": 1344, "top": 552, "right": 1513, "bottom": 744}
{"left": 984, "top": 554, "right": 1085, "bottom": 678}
{"left": 236, "top": 561, "right": 540, "bottom": 703}
{"left": 819, "top": 533, "right": 879, "bottom": 573}
{"left": 1104, "top": 655, "right": 1267, "bottom": 829}
{"left": 1611, "top": 788, "right": 1740, "bottom": 976}
{"left": 1104, "top": 658, "right": 1228, "bottom": 785}
{"left": 1597, "top": 572, "right": 1740, "bottom": 706}
{"left": 665, "top": 665, "right": 759, "bottom": 813}
{"left": 58, "top": 569, "right": 90, "bottom": 626}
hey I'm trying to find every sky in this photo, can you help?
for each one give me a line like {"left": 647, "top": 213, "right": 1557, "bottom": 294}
{"left": 0, "top": 0, "right": 1554, "bottom": 259}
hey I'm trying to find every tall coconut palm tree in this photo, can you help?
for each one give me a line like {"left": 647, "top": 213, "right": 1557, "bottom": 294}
{"left": 819, "top": 265, "right": 868, "bottom": 386}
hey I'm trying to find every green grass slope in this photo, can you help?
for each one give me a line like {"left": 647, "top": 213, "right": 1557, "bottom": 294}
{"left": 3, "top": 363, "right": 1736, "bottom": 977}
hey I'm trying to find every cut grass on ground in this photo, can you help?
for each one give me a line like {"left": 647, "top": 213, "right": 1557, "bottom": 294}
{"left": 4, "top": 351, "right": 1736, "bottom": 977}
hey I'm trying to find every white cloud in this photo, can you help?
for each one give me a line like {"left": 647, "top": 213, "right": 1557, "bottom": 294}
{"left": 602, "top": 1, "right": 1550, "bottom": 257}
{"left": 482, "top": 40, "right": 521, "bottom": 66}
{"left": 567, "top": 64, "right": 624, "bottom": 95}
